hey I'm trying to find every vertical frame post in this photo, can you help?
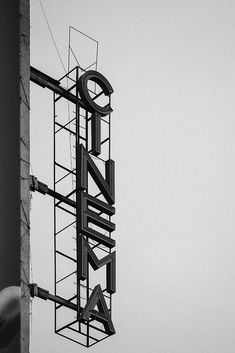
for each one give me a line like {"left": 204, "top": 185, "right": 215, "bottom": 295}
{"left": 20, "top": 0, "right": 30, "bottom": 352}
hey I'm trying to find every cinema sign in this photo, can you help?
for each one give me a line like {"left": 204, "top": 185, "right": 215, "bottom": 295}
{"left": 77, "top": 70, "right": 116, "bottom": 335}
{"left": 30, "top": 66, "right": 116, "bottom": 346}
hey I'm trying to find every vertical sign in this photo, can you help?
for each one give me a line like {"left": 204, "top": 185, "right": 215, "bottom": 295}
{"left": 30, "top": 64, "right": 115, "bottom": 348}
{"left": 76, "top": 70, "right": 116, "bottom": 338}
{"left": 53, "top": 67, "right": 116, "bottom": 347}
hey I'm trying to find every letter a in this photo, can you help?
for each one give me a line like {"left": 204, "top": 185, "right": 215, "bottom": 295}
{"left": 79, "top": 284, "right": 115, "bottom": 335}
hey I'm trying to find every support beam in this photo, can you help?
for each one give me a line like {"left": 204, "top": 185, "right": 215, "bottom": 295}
{"left": 30, "top": 175, "right": 116, "bottom": 249}
{"left": 30, "top": 66, "right": 86, "bottom": 109}
{"left": 30, "top": 284, "right": 77, "bottom": 311}
{"left": 30, "top": 175, "right": 76, "bottom": 208}
{"left": 29, "top": 283, "right": 112, "bottom": 331}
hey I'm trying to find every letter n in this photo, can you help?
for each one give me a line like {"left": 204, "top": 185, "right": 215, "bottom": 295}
{"left": 78, "top": 143, "right": 115, "bottom": 205}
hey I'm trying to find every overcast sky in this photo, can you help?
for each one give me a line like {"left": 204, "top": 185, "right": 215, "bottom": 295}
{"left": 30, "top": 1, "right": 235, "bottom": 352}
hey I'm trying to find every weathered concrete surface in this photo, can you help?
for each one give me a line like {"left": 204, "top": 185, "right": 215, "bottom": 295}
{"left": 0, "top": 1, "right": 30, "bottom": 352}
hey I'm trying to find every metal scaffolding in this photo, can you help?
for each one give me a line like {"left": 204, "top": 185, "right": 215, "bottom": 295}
{"left": 53, "top": 65, "right": 113, "bottom": 347}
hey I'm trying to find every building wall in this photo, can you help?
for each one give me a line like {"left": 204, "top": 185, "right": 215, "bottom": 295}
{"left": 0, "top": 1, "right": 30, "bottom": 352}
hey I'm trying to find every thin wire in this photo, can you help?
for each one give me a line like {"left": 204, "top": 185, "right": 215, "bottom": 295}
{"left": 38, "top": 0, "right": 76, "bottom": 207}
{"left": 38, "top": 0, "right": 67, "bottom": 74}
{"left": 67, "top": 28, "right": 76, "bottom": 200}
{"left": 69, "top": 45, "right": 81, "bottom": 69}
{"left": 67, "top": 27, "right": 99, "bottom": 202}
{"left": 69, "top": 26, "right": 99, "bottom": 44}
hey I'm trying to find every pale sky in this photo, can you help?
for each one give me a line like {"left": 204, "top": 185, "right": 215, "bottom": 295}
{"left": 30, "top": 1, "right": 235, "bottom": 352}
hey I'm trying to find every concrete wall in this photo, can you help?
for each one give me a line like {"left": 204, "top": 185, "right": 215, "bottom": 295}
{"left": 0, "top": 1, "right": 30, "bottom": 352}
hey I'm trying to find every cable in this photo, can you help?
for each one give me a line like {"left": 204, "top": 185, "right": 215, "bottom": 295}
{"left": 38, "top": 0, "right": 67, "bottom": 74}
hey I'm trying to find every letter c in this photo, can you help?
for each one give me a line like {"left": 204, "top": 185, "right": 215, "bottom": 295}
{"left": 77, "top": 70, "right": 114, "bottom": 116}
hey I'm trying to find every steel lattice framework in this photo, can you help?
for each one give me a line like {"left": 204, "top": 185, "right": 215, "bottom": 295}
{"left": 54, "top": 66, "right": 114, "bottom": 347}
{"left": 30, "top": 63, "right": 116, "bottom": 348}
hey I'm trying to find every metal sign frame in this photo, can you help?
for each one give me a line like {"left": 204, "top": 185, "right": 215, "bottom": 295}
{"left": 30, "top": 63, "right": 116, "bottom": 347}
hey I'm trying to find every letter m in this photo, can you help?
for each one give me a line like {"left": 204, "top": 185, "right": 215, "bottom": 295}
{"left": 77, "top": 234, "right": 116, "bottom": 294}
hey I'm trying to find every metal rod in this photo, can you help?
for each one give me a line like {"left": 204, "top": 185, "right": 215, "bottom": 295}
{"left": 55, "top": 250, "right": 76, "bottom": 263}
{"left": 56, "top": 270, "right": 76, "bottom": 285}
{"left": 55, "top": 220, "right": 76, "bottom": 236}
{"left": 55, "top": 161, "right": 76, "bottom": 175}
{"left": 55, "top": 121, "right": 76, "bottom": 135}
{"left": 53, "top": 91, "right": 57, "bottom": 333}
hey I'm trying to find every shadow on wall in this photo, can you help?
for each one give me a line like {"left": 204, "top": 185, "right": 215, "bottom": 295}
{"left": 0, "top": 287, "right": 20, "bottom": 349}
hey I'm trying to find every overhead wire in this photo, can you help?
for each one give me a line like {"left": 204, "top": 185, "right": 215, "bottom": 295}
{"left": 37, "top": 0, "right": 76, "bottom": 201}
{"left": 38, "top": 0, "right": 67, "bottom": 74}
